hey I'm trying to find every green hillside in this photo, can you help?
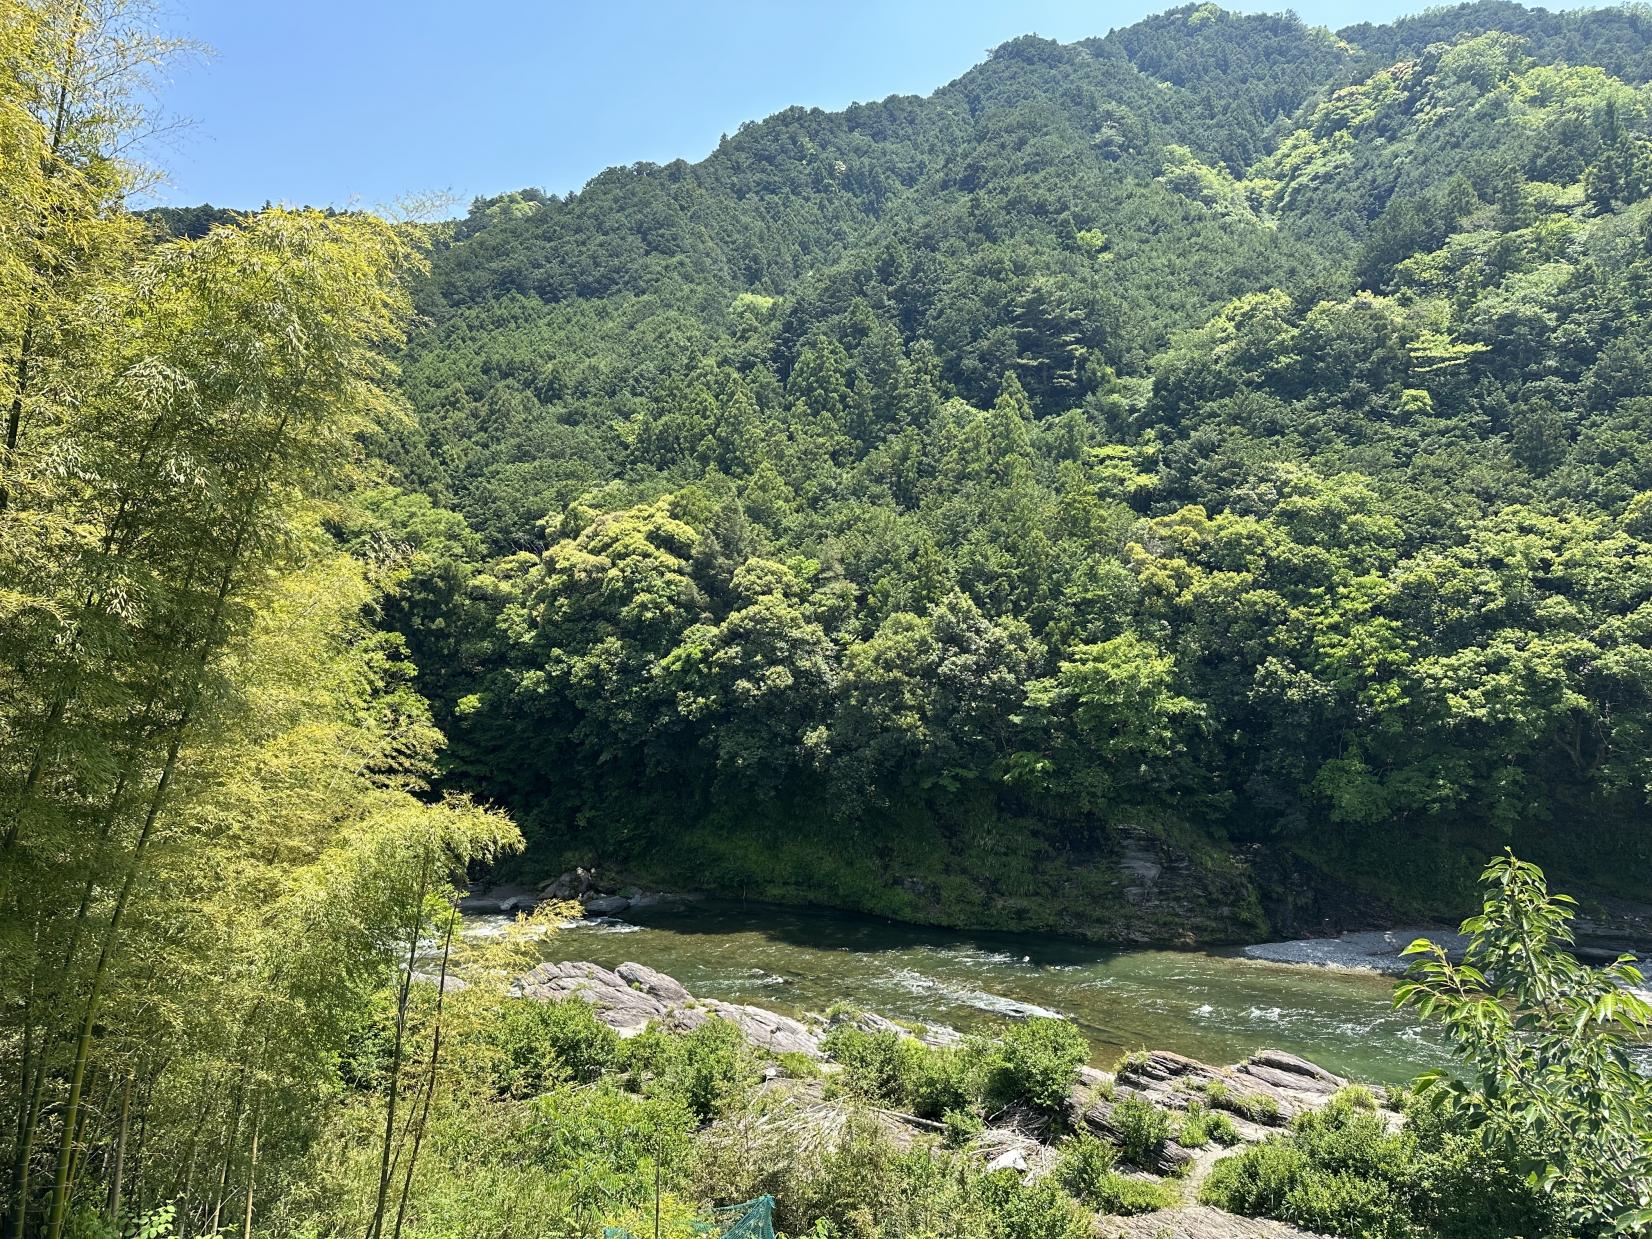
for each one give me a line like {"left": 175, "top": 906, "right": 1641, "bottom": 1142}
{"left": 352, "top": 1, "right": 1652, "bottom": 939}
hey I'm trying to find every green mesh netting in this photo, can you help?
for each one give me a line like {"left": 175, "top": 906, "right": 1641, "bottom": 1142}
{"left": 604, "top": 1195, "right": 775, "bottom": 1239}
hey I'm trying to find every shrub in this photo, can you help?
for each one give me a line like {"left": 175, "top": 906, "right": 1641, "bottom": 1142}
{"left": 965, "top": 1168, "right": 1092, "bottom": 1239}
{"left": 984, "top": 1017, "right": 1089, "bottom": 1118}
{"left": 1404, "top": 1104, "right": 1560, "bottom": 1239}
{"left": 1113, "top": 1096, "right": 1172, "bottom": 1168}
{"left": 1056, "top": 1130, "right": 1120, "bottom": 1201}
{"left": 1078, "top": 1171, "right": 1177, "bottom": 1216}
{"left": 1201, "top": 1138, "right": 1311, "bottom": 1218}
{"left": 1290, "top": 1098, "right": 1409, "bottom": 1186}
{"left": 908, "top": 1044, "right": 980, "bottom": 1119}
{"left": 696, "top": 1103, "right": 1090, "bottom": 1239}
{"left": 1178, "top": 1100, "right": 1239, "bottom": 1148}
{"left": 1202, "top": 1098, "right": 1418, "bottom": 1239}
{"left": 1283, "top": 1170, "right": 1408, "bottom": 1239}
{"left": 821, "top": 1025, "right": 914, "bottom": 1106}
{"left": 490, "top": 998, "right": 620, "bottom": 1096}
{"left": 654, "top": 1016, "right": 759, "bottom": 1120}
{"left": 943, "top": 1107, "right": 984, "bottom": 1148}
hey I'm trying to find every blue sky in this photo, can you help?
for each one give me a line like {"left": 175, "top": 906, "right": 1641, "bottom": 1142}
{"left": 151, "top": 0, "right": 1597, "bottom": 212}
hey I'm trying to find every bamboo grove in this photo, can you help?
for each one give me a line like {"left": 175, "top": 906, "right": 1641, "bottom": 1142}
{"left": 0, "top": 3, "right": 520, "bottom": 1235}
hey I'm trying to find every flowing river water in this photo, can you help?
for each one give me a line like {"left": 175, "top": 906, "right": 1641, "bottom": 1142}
{"left": 495, "top": 902, "right": 1456, "bottom": 1085}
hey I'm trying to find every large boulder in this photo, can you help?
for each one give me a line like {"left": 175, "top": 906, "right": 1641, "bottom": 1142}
{"left": 513, "top": 960, "right": 823, "bottom": 1056}
{"left": 825, "top": 1007, "right": 964, "bottom": 1049}
{"left": 615, "top": 961, "right": 692, "bottom": 1004}
{"left": 513, "top": 961, "right": 669, "bottom": 1036}
{"left": 694, "top": 1000, "right": 820, "bottom": 1057}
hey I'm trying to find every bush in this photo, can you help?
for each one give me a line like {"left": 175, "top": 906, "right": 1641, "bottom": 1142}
{"left": 697, "top": 1102, "right": 1089, "bottom": 1239}
{"left": 1290, "top": 1095, "right": 1409, "bottom": 1186}
{"left": 908, "top": 1044, "right": 980, "bottom": 1119}
{"left": 1201, "top": 1138, "right": 1311, "bottom": 1218}
{"left": 1113, "top": 1096, "right": 1172, "bottom": 1168}
{"left": 964, "top": 1169, "right": 1092, "bottom": 1239}
{"left": 819, "top": 1024, "right": 980, "bottom": 1121}
{"left": 821, "top": 1025, "right": 915, "bottom": 1106}
{"left": 1178, "top": 1100, "right": 1240, "bottom": 1149}
{"left": 490, "top": 998, "right": 620, "bottom": 1096}
{"left": 653, "top": 1016, "right": 759, "bottom": 1120}
{"left": 1079, "top": 1171, "right": 1177, "bottom": 1216}
{"left": 943, "top": 1107, "right": 984, "bottom": 1148}
{"left": 1056, "top": 1130, "right": 1120, "bottom": 1200}
{"left": 1404, "top": 1103, "right": 1559, "bottom": 1239}
{"left": 1283, "top": 1169, "right": 1409, "bottom": 1239}
{"left": 1201, "top": 1096, "right": 1417, "bottom": 1239}
{"left": 984, "top": 1018, "right": 1089, "bottom": 1118}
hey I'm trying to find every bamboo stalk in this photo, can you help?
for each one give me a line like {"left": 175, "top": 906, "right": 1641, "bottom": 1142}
{"left": 368, "top": 850, "right": 432, "bottom": 1239}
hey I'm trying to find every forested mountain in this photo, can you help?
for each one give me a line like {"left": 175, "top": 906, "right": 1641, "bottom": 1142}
{"left": 361, "top": 1, "right": 1652, "bottom": 938}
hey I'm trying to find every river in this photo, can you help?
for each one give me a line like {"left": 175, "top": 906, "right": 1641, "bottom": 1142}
{"left": 496, "top": 901, "right": 1454, "bottom": 1084}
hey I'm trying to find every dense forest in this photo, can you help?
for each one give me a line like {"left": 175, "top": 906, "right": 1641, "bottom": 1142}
{"left": 350, "top": 0, "right": 1652, "bottom": 936}
{"left": 3, "top": 1, "right": 1652, "bottom": 1236}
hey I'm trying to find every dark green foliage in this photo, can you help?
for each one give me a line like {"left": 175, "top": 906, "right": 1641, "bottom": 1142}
{"left": 821, "top": 1022, "right": 1007, "bottom": 1121}
{"left": 647, "top": 1016, "right": 761, "bottom": 1121}
{"left": 376, "top": 3, "right": 1652, "bottom": 942}
{"left": 1201, "top": 1095, "right": 1416, "bottom": 1239}
{"left": 1054, "top": 1131, "right": 1120, "bottom": 1202}
{"left": 820, "top": 1026, "right": 920, "bottom": 1107}
{"left": 942, "top": 1108, "right": 984, "bottom": 1149}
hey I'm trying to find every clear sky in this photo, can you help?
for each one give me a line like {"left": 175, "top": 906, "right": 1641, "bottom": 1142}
{"left": 150, "top": 0, "right": 1600, "bottom": 212}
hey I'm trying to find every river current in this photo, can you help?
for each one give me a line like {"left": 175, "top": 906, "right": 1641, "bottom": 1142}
{"left": 490, "top": 902, "right": 1454, "bottom": 1084}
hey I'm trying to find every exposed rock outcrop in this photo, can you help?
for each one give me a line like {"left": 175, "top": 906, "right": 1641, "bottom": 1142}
{"left": 825, "top": 1006, "right": 964, "bottom": 1049}
{"left": 514, "top": 959, "right": 824, "bottom": 1056}
{"left": 461, "top": 870, "right": 692, "bottom": 919}
{"left": 1071, "top": 1048, "right": 1361, "bottom": 1174}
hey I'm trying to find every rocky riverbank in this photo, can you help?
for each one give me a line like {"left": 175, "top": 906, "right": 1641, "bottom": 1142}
{"left": 1243, "top": 918, "right": 1652, "bottom": 979}
{"left": 506, "top": 958, "right": 1376, "bottom": 1238}
{"left": 459, "top": 868, "right": 696, "bottom": 919}
{"left": 1241, "top": 927, "right": 1470, "bottom": 975}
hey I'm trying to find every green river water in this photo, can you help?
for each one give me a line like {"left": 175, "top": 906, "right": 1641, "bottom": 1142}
{"left": 515, "top": 903, "right": 1452, "bottom": 1085}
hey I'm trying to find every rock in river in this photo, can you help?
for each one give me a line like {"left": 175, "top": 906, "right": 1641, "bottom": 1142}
{"left": 513, "top": 959, "right": 824, "bottom": 1056}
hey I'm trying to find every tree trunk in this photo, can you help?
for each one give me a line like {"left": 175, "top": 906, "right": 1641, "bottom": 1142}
{"left": 106, "top": 1075, "right": 132, "bottom": 1222}
{"left": 240, "top": 1107, "right": 261, "bottom": 1239}
{"left": 368, "top": 851, "right": 432, "bottom": 1239}
{"left": 391, "top": 904, "right": 456, "bottom": 1239}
